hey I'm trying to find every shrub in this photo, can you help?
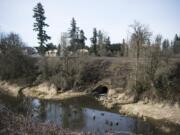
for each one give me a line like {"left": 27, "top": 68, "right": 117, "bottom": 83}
{"left": 0, "top": 33, "right": 37, "bottom": 84}
{"left": 133, "top": 81, "right": 151, "bottom": 94}
{"left": 79, "top": 59, "right": 110, "bottom": 85}
{"left": 153, "top": 62, "right": 180, "bottom": 101}
{"left": 38, "top": 57, "right": 62, "bottom": 81}
{"left": 38, "top": 57, "right": 80, "bottom": 90}
{"left": 154, "top": 71, "right": 170, "bottom": 92}
{"left": 169, "top": 62, "right": 180, "bottom": 91}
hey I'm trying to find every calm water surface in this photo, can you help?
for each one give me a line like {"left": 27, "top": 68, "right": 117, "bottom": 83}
{"left": 0, "top": 93, "right": 180, "bottom": 135}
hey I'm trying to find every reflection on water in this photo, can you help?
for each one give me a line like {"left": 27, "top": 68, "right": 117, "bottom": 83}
{"left": 33, "top": 100, "right": 138, "bottom": 134}
{"left": 27, "top": 97, "right": 161, "bottom": 135}
{"left": 0, "top": 93, "right": 180, "bottom": 135}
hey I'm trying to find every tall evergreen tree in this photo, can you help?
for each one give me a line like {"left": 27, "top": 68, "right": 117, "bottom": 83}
{"left": 120, "top": 39, "right": 126, "bottom": 56}
{"left": 174, "top": 34, "right": 179, "bottom": 41}
{"left": 79, "top": 30, "right": 87, "bottom": 49}
{"left": 33, "top": 2, "right": 51, "bottom": 55}
{"left": 162, "top": 39, "right": 170, "bottom": 50}
{"left": 46, "top": 43, "right": 57, "bottom": 50}
{"left": 173, "top": 34, "right": 180, "bottom": 54}
{"left": 90, "top": 28, "right": 98, "bottom": 55}
{"left": 101, "top": 36, "right": 111, "bottom": 56}
{"left": 97, "top": 30, "right": 103, "bottom": 46}
{"left": 69, "top": 17, "right": 77, "bottom": 39}
{"left": 105, "top": 36, "right": 111, "bottom": 49}
{"left": 68, "top": 17, "right": 79, "bottom": 52}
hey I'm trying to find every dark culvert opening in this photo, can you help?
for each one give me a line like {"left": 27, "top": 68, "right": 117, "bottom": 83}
{"left": 92, "top": 85, "right": 108, "bottom": 95}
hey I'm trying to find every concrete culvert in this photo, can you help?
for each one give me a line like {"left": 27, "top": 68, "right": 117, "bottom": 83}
{"left": 92, "top": 85, "right": 108, "bottom": 96}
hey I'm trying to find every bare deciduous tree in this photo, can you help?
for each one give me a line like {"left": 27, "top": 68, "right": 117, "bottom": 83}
{"left": 129, "top": 21, "right": 152, "bottom": 88}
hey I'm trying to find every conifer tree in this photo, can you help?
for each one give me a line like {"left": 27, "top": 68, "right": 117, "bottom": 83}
{"left": 173, "top": 34, "right": 180, "bottom": 54}
{"left": 90, "top": 28, "right": 98, "bottom": 55}
{"left": 33, "top": 2, "right": 51, "bottom": 55}
{"left": 68, "top": 17, "right": 79, "bottom": 52}
{"left": 79, "top": 30, "right": 87, "bottom": 49}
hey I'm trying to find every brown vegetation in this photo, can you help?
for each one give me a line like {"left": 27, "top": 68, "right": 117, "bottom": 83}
{"left": 0, "top": 33, "right": 37, "bottom": 85}
{"left": 0, "top": 22, "right": 180, "bottom": 104}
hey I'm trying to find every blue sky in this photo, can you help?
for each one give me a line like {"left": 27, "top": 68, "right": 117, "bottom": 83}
{"left": 0, "top": 0, "right": 179, "bottom": 47}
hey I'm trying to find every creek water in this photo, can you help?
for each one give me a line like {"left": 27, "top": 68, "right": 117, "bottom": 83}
{"left": 0, "top": 93, "right": 180, "bottom": 135}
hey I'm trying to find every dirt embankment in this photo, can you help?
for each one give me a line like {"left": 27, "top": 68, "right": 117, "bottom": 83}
{"left": 0, "top": 81, "right": 22, "bottom": 97}
{"left": 98, "top": 88, "right": 180, "bottom": 125}
{"left": 0, "top": 81, "right": 86, "bottom": 100}
{"left": 22, "top": 82, "right": 86, "bottom": 100}
{"left": 120, "top": 102, "right": 180, "bottom": 124}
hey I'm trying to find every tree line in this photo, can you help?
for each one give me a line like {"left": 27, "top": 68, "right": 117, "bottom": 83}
{"left": 33, "top": 2, "right": 180, "bottom": 57}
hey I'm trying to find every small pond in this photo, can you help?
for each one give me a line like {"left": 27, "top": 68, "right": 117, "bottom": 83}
{"left": 0, "top": 92, "right": 180, "bottom": 135}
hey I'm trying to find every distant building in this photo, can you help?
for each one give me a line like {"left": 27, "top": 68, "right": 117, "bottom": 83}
{"left": 45, "top": 49, "right": 58, "bottom": 57}
{"left": 22, "top": 47, "right": 37, "bottom": 55}
{"left": 77, "top": 49, "right": 89, "bottom": 55}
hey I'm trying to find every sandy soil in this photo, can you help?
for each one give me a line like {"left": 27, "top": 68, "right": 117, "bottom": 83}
{"left": 22, "top": 82, "right": 87, "bottom": 100}
{"left": 120, "top": 102, "right": 180, "bottom": 124}
{"left": 0, "top": 81, "right": 22, "bottom": 97}
{"left": 98, "top": 90, "right": 180, "bottom": 125}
